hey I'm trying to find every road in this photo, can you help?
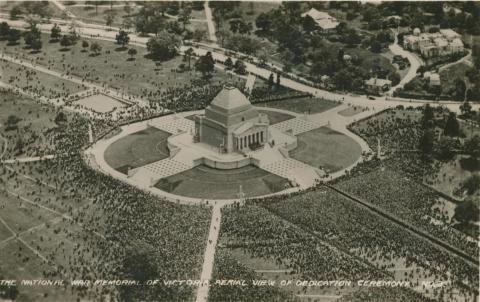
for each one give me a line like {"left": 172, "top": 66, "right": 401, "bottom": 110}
{"left": 1, "top": 15, "right": 478, "bottom": 115}
{"left": 387, "top": 31, "right": 425, "bottom": 95}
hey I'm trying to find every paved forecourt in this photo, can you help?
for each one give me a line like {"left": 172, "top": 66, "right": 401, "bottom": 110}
{"left": 86, "top": 105, "right": 371, "bottom": 205}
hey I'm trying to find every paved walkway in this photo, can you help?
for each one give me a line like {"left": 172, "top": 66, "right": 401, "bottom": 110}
{"left": 204, "top": 1, "right": 217, "bottom": 44}
{"left": 1, "top": 154, "right": 55, "bottom": 164}
{"left": 196, "top": 204, "right": 222, "bottom": 302}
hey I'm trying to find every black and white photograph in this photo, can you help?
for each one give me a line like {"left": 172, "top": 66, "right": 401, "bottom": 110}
{"left": 0, "top": 0, "right": 479, "bottom": 301}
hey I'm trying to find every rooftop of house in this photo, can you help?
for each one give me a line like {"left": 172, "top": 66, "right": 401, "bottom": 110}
{"left": 365, "top": 78, "right": 392, "bottom": 87}
{"left": 301, "top": 8, "right": 339, "bottom": 29}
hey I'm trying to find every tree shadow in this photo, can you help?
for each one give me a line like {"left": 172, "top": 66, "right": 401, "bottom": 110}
{"left": 127, "top": 57, "right": 136, "bottom": 61}
{"left": 115, "top": 46, "right": 128, "bottom": 52}
{"left": 459, "top": 157, "right": 480, "bottom": 172}
{"left": 59, "top": 48, "right": 71, "bottom": 52}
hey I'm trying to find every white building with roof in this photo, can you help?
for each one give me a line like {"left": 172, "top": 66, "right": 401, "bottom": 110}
{"left": 424, "top": 72, "right": 441, "bottom": 86}
{"left": 365, "top": 78, "right": 392, "bottom": 95}
{"left": 403, "top": 28, "right": 464, "bottom": 58}
{"left": 301, "top": 8, "right": 339, "bottom": 33}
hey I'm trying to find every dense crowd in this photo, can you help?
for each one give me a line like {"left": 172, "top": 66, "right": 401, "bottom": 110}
{"left": 0, "top": 114, "right": 212, "bottom": 301}
{"left": 219, "top": 187, "right": 480, "bottom": 302}
{"left": 337, "top": 169, "right": 479, "bottom": 258}
{"left": 221, "top": 205, "right": 385, "bottom": 283}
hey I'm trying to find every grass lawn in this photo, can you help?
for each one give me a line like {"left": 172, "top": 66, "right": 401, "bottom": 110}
{"left": 263, "top": 97, "right": 339, "bottom": 114}
{"left": 0, "top": 241, "right": 79, "bottom": 302}
{"left": 290, "top": 127, "right": 362, "bottom": 172}
{"left": 74, "top": 93, "right": 128, "bottom": 113}
{"left": 104, "top": 127, "right": 171, "bottom": 173}
{"left": 0, "top": 222, "right": 12, "bottom": 241}
{"left": 0, "top": 59, "right": 86, "bottom": 98}
{"left": 425, "top": 155, "right": 480, "bottom": 199}
{"left": 439, "top": 62, "right": 471, "bottom": 96}
{"left": 0, "top": 33, "right": 230, "bottom": 98}
{"left": 67, "top": 5, "right": 139, "bottom": 27}
{"left": 155, "top": 164, "right": 291, "bottom": 199}
{"left": 0, "top": 192, "right": 58, "bottom": 233}
{"left": 0, "top": 91, "right": 60, "bottom": 158}
{"left": 0, "top": 1, "right": 65, "bottom": 18}
{"left": 257, "top": 109, "right": 294, "bottom": 125}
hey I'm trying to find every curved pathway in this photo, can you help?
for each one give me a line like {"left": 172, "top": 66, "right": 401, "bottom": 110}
{"left": 438, "top": 49, "right": 473, "bottom": 72}
{"left": 387, "top": 31, "right": 425, "bottom": 95}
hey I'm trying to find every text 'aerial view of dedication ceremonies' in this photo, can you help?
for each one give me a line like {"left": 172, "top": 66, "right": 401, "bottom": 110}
{"left": 0, "top": 1, "right": 479, "bottom": 302}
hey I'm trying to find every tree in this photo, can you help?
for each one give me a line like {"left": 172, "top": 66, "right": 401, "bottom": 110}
{"left": 195, "top": 52, "right": 215, "bottom": 79}
{"left": 128, "top": 48, "right": 137, "bottom": 60}
{"left": 452, "top": 78, "right": 466, "bottom": 101}
{"left": 10, "top": 6, "right": 22, "bottom": 20}
{"left": 421, "top": 104, "right": 435, "bottom": 129}
{"left": 268, "top": 73, "right": 274, "bottom": 90}
{"left": 5, "top": 115, "right": 20, "bottom": 131}
{"left": 444, "top": 112, "right": 460, "bottom": 137}
{"left": 453, "top": 199, "right": 479, "bottom": 224}
{"left": 224, "top": 57, "right": 233, "bottom": 70}
{"left": 370, "top": 40, "right": 382, "bottom": 53}
{"left": 124, "top": 2, "right": 132, "bottom": 15}
{"left": 419, "top": 130, "right": 434, "bottom": 155}
{"left": 105, "top": 12, "right": 115, "bottom": 28}
{"left": 276, "top": 73, "right": 281, "bottom": 88}
{"left": 60, "top": 35, "right": 72, "bottom": 50}
{"left": 90, "top": 42, "right": 102, "bottom": 56}
{"left": 115, "top": 30, "right": 130, "bottom": 48}
{"left": 30, "top": 37, "right": 42, "bottom": 52}
{"left": 192, "top": 28, "right": 205, "bottom": 42}
{"left": 302, "top": 16, "right": 317, "bottom": 33}
{"left": 233, "top": 59, "right": 246, "bottom": 75}
{"left": 0, "top": 22, "right": 10, "bottom": 38}
{"left": 50, "top": 23, "right": 61, "bottom": 41}
{"left": 183, "top": 47, "right": 194, "bottom": 69}
{"left": 464, "top": 135, "right": 480, "bottom": 159}
{"left": 122, "top": 18, "right": 133, "bottom": 31}
{"left": 7, "top": 28, "right": 21, "bottom": 45}
{"left": 178, "top": 6, "right": 192, "bottom": 30}
{"left": 54, "top": 111, "right": 67, "bottom": 125}
{"left": 460, "top": 101, "right": 472, "bottom": 117}
{"left": 255, "top": 12, "right": 271, "bottom": 32}
{"left": 24, "top": 23, "right": 42, "bottom": 51}
{"left": 146, "top": 32, "right": 180, "bottom": 61}
{"left": 436, "top": 137, "right": 457, "bottom": 160}
{"left": 81, "top": 40, "right": 89, "bottom": 52}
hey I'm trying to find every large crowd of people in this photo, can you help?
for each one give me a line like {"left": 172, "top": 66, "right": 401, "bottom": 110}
{"left": 337, "top": 168, "right": 479, "bottom": 258}
{"left": 1, "top": 114, "right": 212, "bottom": 301}
{"left": 216, "top": 186, "right": 480, "bottom": 302}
